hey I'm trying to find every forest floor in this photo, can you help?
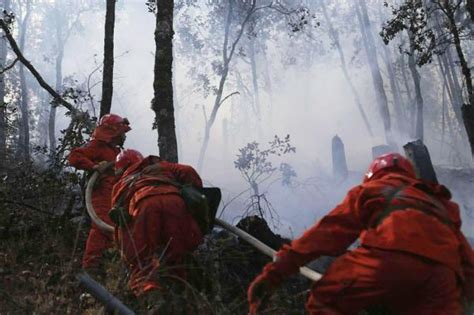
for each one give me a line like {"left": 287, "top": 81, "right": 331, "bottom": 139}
{"left": 0, "top": 200, "right": 308, "bottom": 314}
{"left": 1, "top": 164, "right": 473, "bottom": 314}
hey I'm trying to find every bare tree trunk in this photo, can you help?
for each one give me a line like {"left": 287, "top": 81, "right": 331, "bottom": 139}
{"left": 466, "top": 0, "right": 474, "bottom": 22}
{"left": 321, "top": 0, "right": 373, "bottom": 137}
{"left": 100, "top": 0, "right": 116, "bottom": 118}
{"left": 407, "top": 31, "right": 424, "bottom": 141}
{"left": 356, "top": 0, "right": 392, "bottom": 143}
{"left": 437, "top": 54, "right": 462, "bottom": 125}
{"left": 39, "top": 89, "right": 49, "bottom": 148}
{"left": 172, "top": 57, "right": 182, "bottom": 159}
{"left": 18, "top": 0, "right": 32, "bottom": 160}
{"left": 399, "top": 51, "right": 416, "bottom": 136}
{"left": 197, "top": 0, "right": 256, "bottom": 171}
{"left": 49, "top": 10, "right": 64, "bottom": 154}
{"left": 249, "top": 36, "right": 263, "bottom": 140}
{"left": 151, "top": 0, "right": 178, "bottom": 162}
{"left": 382, "top": 43, "right": 407, "bottom": 133}
{"left": 262, "top": 51, "right": 274, "bottom": 131}
{"left": 249, "top": 37, "right": 260, "bottom": 119}
{"left": 443, "top": 1, "right": 474, "bottom": 155}
{"left": 0, "top": 0, "right": 10, "bottom": 169}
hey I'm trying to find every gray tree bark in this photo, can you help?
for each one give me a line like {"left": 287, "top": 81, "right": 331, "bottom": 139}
{"left": 321, "top": 0, "right": 373, "bottom": 137}
{"left": 197, "top": 0, "right": 256, "bottom": 171}
{"left": 442, "top": 1, "right": 474, "bottom": 155}
{"left": 355, "top": 0, "right": 392, "bottom": 143}
{"left": 407, "top": 31, "right": 424, "bottom": 141}
{"left": 382, "top": 43, "right": 407, "bottom": 133}
{"left": 0, "top": 0, "right": 10, "bottom": 169}
{"left": 49, "top": 7, "right": 65, "bottom": 154}
{"left": 17, "top": 0, "right": 32, "bottom": 160}
{"left": 437, "top": 54, "right": 462, "bottom": 125}
{"left": 152, "top": 0, "right": 178, "bottom": 162}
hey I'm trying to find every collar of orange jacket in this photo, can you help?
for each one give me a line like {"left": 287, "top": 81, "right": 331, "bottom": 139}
{"left": 373, "top": 171, "right": 452, "bottom": 200}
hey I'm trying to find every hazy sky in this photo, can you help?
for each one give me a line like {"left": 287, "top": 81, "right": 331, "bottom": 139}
{"left": 45, "top": 0, "right": 473, "bottom": 236}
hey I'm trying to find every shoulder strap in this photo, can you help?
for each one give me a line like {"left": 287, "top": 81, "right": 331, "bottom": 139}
{"left": 372, "top": 184, "right": 408, "bottom": 227}
{"left": 372, "top": 183, "right": 454, "bottom": 228}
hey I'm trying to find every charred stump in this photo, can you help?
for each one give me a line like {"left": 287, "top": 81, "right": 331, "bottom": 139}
{"left": 403, "top": 140, "right": 438, "bottom": 183}
{"left": 332, "top": 135, "right": 348, "bottom": 181}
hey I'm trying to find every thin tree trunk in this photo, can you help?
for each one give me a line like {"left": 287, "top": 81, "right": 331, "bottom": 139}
{"left": 100, "top": 0, "right": 116, "bottom": 118}
{"left": 262, "top": 51, "right": 274, "bottom": 132}
{"left": 382, "top": 43, "right": 407, "bottom": 133}
{"left": 18, "top": 0, "right": 32, "bottom": 160}
{"left": 437, "top": 54, "right": 462, "bottom": 125}
{"left": 249, "top": 36, "right": 263, "bottom": 139}
{"left": 447, "top": 48, "right": 465, "bottom": 106}
{"left": 0, "top": 0, "right": 10, "bottom": 169}
{"left": 249, "top": 37, "right": 260, "bottom": 119}
{"left": 321, "top": 0, "right": 373, "bottom": 137}
{"left": 399, "top": 52, "right": 416, "bottom": 136}
{"left": 197, "top": 0, "right": 256, "bottom": 171}
{"left": 468, "top": 0, "right": 474, "bottom": 22}
{"left": 50, "top": 11, "right": 64, "bottom": 154}
{"left": 356, "top": 0, "right": 392, "bottom": 143}
{"left": 407, "top": 31, "right": 424, "bottom": 140}
{"left": 172, "top": 57, "right": 182, "bottom": 159}
{"left": 302, "top": 44, "right": 313, "bottom": 111}
{"left": 441, "top": 80, "right": 446, "bottom": 149}
{"left": 443, "top": 1, "right": 474, "bottom": 155}
{"left": 152, "top": 0, "right": 178, "bottom": 162}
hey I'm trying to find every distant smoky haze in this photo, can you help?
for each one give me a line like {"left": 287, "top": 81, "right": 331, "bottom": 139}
{"left": 22, "top": 0, "right": 473, "bottom": 236}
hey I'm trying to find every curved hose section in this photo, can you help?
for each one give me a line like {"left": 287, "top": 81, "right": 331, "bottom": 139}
{"left": 85, "top": 170, "right": 114, "bottom": 233}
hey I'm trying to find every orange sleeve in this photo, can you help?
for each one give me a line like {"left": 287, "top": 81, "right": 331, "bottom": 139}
{"left": 68, "top": 142, "right": 97, "bottom": 170}
{"left": 168, "top": 162, "right": 203, "bottom": 188}
{"left": 261, "top": 186, "right": 364, "bottom": 282}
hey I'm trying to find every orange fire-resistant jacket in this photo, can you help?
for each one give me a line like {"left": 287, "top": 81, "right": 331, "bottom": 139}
{"left": 262, "top": 171, "right": 474, "bottom": 298}
{"left": 111, "top": 156, "right": 204, "bottom": 295}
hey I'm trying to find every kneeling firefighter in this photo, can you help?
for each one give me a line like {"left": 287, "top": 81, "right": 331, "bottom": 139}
{"left": 248, "top": 153, "right": 474, "bottom": 315}
{"left": 111, "top": 150, "right": 207, "bottom": 296}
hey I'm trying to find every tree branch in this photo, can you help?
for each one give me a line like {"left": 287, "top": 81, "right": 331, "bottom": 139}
{"left": 0, "top": 18, "right": 80, "bottom": 116}
{"left": 0, "top": 199, "right": 55, "bottom": 216}
{"left": 0, "top": 57, "right": 18, "bottom": 74}
{"left": 218, "top": 91, "right": 240, "bottom": 106}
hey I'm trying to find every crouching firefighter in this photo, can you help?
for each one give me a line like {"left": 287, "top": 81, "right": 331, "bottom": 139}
{"left": 248, "top": 153, "right": 474, "bottom": 315}
{"left": 110, "top": 149, "right": 209, "bottom": 296}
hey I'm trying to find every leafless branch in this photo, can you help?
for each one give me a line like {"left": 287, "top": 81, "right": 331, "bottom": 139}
{"left": 0, "top": 18, "right": 79, "bottom": 115}
{"left": 219, "top": 91, "right": 240, "bottom": 106}
{"left": 202, "top": 105, "right": 208, "bottom": 124}
{"left": 0, "top": 57, "right": 18, "bottom": 74}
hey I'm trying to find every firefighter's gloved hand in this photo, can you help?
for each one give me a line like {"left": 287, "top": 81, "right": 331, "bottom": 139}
{"left": 247, "top": 273, "right": 277, "bottom": 315}
{"left": 93, "top": 161, "right": 112, "bottom": 173}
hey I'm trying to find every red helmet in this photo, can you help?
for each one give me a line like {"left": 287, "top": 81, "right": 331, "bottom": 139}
{"left": 115, "top": 149, "right": 144, "bottom": 171}
{"left": 98, "top": 114, "right": 130, "bottom": 127}
{"left": 93, "top": 114, "right": 131, "bottom": 143}
{"left": 364, "top": 153, "right": 415, "bottom": 182}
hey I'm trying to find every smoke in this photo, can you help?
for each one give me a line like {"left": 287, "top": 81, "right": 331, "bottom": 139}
{"left": 40, "top": 0, "right": 473, "bottom": 236}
